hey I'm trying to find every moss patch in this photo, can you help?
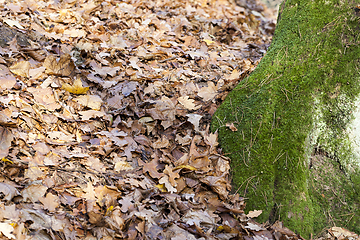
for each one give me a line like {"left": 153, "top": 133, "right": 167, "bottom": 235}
{"left": 211, "top": 0, "right": 360, "bottom": 237}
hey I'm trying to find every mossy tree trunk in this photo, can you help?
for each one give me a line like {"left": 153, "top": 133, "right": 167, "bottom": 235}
{"left": 212, "top": 0, "right": 360, "bottom": 237}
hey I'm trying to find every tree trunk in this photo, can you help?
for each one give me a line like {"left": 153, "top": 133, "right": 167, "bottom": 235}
{"left": 212, "top": 0, "right": 360, "bottom": 237}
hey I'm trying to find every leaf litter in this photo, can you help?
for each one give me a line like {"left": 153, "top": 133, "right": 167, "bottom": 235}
{"left": 0, "top": 0, "right": 356, "bottom": 239}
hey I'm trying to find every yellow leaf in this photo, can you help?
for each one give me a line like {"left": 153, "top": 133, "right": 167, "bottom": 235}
{"left": 217, "top": 226, "right": 224, "bottom": 231}
{"left": 105, "top": 206, "right": 114, "bottom": 216}
{"left": 173, "top": 165, "right": 197, "bottom": 171}
{"left": 62, "top": 78, "right": 89, "bottom": 94}
{"left": 1, "top": 158, "right": 13, "bottom": 164}
{"left": 155, "top": 184, "right": 167, "bottom": 192}
{"left": 203, "top": 39, "right": 215, "bottom": 45}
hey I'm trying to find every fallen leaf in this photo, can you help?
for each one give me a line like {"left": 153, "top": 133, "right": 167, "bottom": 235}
{"left": 74, "top": 95, "right": 103, "bottom": 110}
{"left": 178, "top": 96, "right": 200, "bottom": 110}
{"left": 62, "top": 77, "right": 89, "bottom": 94}
{"left": 0, "top": 222, "right": 15, "bottom": 239}
{"left": 245, "top": 222, "right": 264, "bottom": 231}
{"left": 39, "top": 193, "right": 60, "bottom": 212}
{"left": 247, "top": 210, "right": 262, "bottom": 218}
{"left": 0, "top": 126, "right": 13, "bottom": 158}
{"left": 141, "top": 159, "right": 164, "bottom": 179}
{"left": 197, "top": 82, "right": 218, "bottom": 101}
{"left": 22, "top": 184, "right": 47, "bottom": 203}
{"left": 44, "top": 54, "right": 75, "bottom": 76}
{"left": 3, "top": 18, "right": 24, "bottom": 29}
{"left": 9, "top": 61, "right": 30, "bottom": 77}
{"left": 0, "top": 183, "right": 19, "bottom": 201}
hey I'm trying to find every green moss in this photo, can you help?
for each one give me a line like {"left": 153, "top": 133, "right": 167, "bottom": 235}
{"left": 211, "top": 0, "right": 360, "bottom": 237}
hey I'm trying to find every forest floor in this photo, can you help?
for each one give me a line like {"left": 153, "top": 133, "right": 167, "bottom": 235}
{"left": 0, "top": 0, "right": 357, "bottom": 239}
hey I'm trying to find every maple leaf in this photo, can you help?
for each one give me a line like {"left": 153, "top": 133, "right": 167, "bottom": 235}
{"left": 39, "top": 193, "right": 60, "bottom": 212}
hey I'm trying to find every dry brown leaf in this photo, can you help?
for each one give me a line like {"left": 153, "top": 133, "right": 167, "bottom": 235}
{"left": 159, "top": 176, "right": 177, "bottom": 193}
{"left": 197, "top": 82, "right": 218, "bottom": 101}
{"left": 246, "top": 210, "right": 262, "bottom": 218}
{"left": 46, "top": 131, "right": 74, "bottom": 144}
{"left": 27, "top": 87, "right": 61, "bottom": 111}
{"left": 22, "top": 184, "right": 47, "bottom": 203}
{"left": 0, "top": 183, "right": 19, "bottom": 201}
{"left": 79, "top": 110, "right": 105, "bottom": 120}
{"left": 74, "top": 95, "right": 102, "bottom": 110}
{"left": 141, "top": 159, "right": 164, "bottom": 179}
{"left": 152, "top": 136, "right": 170, "bottom": 149}
{"left": 0, "top": 126, "right": 13, "bottom": 157}
{"left": 178, "top": 96, "right": 200, "bottom": 110}
{"left": 2, "top": 204, "right": 19, "bottom": 221}
{"left": 3, "top": 18, "right": 24, "bottom": 29}
{"left": 44, "top": 54, "right": 75, "bottom": 76}
{"left": 329, "top": 227, "right": 359, "bottom": 239}
{"left": 0, "top": 112, "right": 16, "bottom": 127}
{"left": 86, "top": 156, "right": 105, "bottom": 172}
{"left": 163, "top": 165, "right": 180, "bottom": 186}
{"left": 39, "top": 193, "right": 60, "bottom": 212}
{"left": 9, "top": 60, "right": 30, "bottom": 77}
{"left": 114, "top": 161, "right": 134, "bottom": 171}
{"left": 226, "top": 122, "right": 238, "bottom": 132}
{"left": 0, "top": 78, "right": 17, "bottom": 91}
{"left": 29, "top": 67, "right": 46, "bottom": 79}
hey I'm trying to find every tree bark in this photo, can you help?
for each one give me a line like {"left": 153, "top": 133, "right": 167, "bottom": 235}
{"left": 212, "top": 0, "right": 360, "bottom": 237}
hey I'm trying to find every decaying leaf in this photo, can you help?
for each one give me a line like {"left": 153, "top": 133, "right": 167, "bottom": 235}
{"left": 9, "top": 60, "right": 30, "bottom": 77}
{"left": 245, "top": 222, "right": 265, "bottom": 231}
{"left": 0, "top": 126, "right": 14, "bottom": 157}
{"left": 247, "top": 210, "right": 263, "bottom": 218}
{"left": 0, "top": 222, "right": 15, "bottom": 239}
{"left": 44, "top": 54, "right": 75, "bottom": 76}
{"left": 74, "top": 94, "right": 103, "bottom": 110}
{"left": 39, "top": 193, "right": 60, "bottom": 212}
{"left": 0, "top": 183, "right": 19, "bottom": 201}
{"left": 0, "top": 0, "right": 287, "bottom": 239}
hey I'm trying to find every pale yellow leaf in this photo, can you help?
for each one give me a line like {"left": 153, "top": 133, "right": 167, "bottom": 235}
{"left": 3, "top": 19, "right": 24, "bottom": 29}
{"left": 246, "top": 210, "right": 262, "bottom": 218}
{"left": 39, "top": 193, "right": 60, "bottom": 212}
{"left": 9, "top": 61, "right": 30, "bottom": 77}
